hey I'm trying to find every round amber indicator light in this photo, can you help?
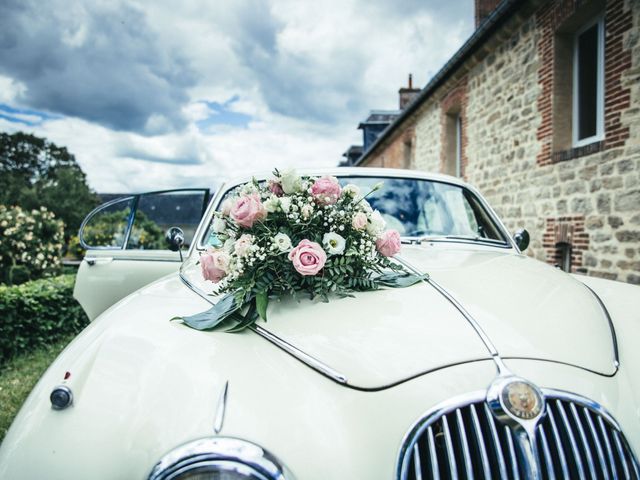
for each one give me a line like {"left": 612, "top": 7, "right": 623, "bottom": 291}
{"left": 501, "top": 381, "right": 542, "bottom": 420}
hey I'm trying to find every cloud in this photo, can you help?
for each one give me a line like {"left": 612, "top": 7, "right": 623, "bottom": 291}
{"left": 0, "top": 0, "right": 197, "bottom": 134}
{"left": 0, "top": 0, "right": 474, "bottom": 193}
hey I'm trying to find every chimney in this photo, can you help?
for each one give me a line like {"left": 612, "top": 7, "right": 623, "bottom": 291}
{"left": 399, "top": 74, "right": 420, "bottom": 110}
{"left": 475, "top": 0, "right": 501, "bottom": 27}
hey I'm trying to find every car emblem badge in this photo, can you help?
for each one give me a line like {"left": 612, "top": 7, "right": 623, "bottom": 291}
{"left": 501, "top": 380, "right": 543, "bottom": 420}
{"left": 486, "top": 375, "right": 545, "bottom": 427}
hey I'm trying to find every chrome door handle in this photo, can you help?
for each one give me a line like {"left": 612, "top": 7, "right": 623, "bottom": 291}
{"left": 85, "top": 257, "right": 113, "bottom": 266}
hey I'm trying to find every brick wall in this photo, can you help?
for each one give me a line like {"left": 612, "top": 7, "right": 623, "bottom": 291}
{"left": 360, "top": 0, "right": 640, "bottom": 284}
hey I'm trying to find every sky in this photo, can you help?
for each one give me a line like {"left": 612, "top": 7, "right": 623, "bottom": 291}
{"left": 0, "top": 0, "right": 474, "bottom": 193}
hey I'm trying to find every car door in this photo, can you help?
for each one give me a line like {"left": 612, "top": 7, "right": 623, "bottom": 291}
{"left": 73, "top": 188, "right": 210, "bottom": 320}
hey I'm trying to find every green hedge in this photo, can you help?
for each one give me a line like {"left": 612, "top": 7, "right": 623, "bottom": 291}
{"left": 0, "top": 274, "right": 88, "bottom": 363}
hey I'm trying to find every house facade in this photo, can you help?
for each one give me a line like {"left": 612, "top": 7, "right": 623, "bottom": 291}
{"left": 353, "top": 0, "right": 640, "bottom": 284}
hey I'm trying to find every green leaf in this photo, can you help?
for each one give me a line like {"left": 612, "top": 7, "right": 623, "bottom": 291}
{"left": 376, "top": 271, "right": 428, "bottom": 288}
{"left": 176, "top": 293, "right": 241, "bottom": 331}
{"left": 256, "top": 291, "right": 268, "bottom": 321}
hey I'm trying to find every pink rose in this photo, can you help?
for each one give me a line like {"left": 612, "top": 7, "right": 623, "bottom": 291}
{"left": 376, "top": 230, "right": 401, "bottom": 257}
{"left": 268, "top": 179, "right": 284, "bottom": 196}
{"left": 200, "top": 252, "right": 227, "bottom": 283}
{"left": 230, "top": 193, "right": 267, "bottom": 228}
{"left": 288, "top": 239, "right": 327, "bottom": 276}
{"left": 311, "top": 176, "right": 342, "bottom": 205}
{"left": 352, "top": 212, "right": 367, "bottom": 230}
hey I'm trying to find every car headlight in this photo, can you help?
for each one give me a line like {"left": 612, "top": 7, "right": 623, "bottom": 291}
{"left": 148, "top": 437, "right": 293, "bottom": 480}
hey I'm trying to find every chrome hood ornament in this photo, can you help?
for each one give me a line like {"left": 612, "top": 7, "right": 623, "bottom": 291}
{"left": 486, "top": 375, "right": 546, "bottom": 479}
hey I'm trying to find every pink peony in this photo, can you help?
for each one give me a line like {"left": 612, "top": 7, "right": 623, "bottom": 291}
{"left": 200, "top": 252, "right": 227, "bottom": 283}
{"left": 352, "top": 212, "right": 367, "bottom": 230}
{"left": 376, "top": 230, "right": 401, "bottom": 257}
{"left": 311, "top": 176, "right": 342, "bottom": 205}
{"left": 268, "top": 179, "right": 284, "bottom": 196}
{"left": 288, "top": 239, "right": 327, "bottom": 276}
{"left": 230, "top": 193, "right": 267, "bottom": 228}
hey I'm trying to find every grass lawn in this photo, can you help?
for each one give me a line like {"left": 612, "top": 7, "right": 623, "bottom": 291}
{"left": 0, "top": 334, "right": 75, "bottom": 442}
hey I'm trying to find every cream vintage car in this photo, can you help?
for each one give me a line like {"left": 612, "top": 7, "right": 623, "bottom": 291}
{"left": 1, "top": 168, "right": 639, "bottom": 480}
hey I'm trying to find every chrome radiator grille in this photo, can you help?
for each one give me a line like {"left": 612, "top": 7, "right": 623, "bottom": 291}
{"left": 399, "top": 390, "right": 640, "bottom": 480}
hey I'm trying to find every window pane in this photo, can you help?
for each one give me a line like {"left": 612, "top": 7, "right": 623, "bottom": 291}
{"left": 81, "top": 198, "right": 133, "bottom": 248}
{"left": 576, "top": 23, "right": 599, "bottom": 140}
{"left": 127, "top": 191, "right": 207, "bottom": 250}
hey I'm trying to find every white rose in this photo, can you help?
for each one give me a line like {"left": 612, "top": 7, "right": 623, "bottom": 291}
{"left": 367, "top": 210, "right": 386, "bottom": 235}
{"left": 273, "top": 233, "right": 293, "bottom": 253}
{"left": 212, "top": 215, "right": 227, "bottom": 233}
{"left": 323, "top": 232, "right": 346, "bottom": 255}
{"left": 352, "top": 212, "right": 367, "bottom": 230}
{"left": 280, "top": 197, "right": 292, "bottom": 213}
{"left": 342, "top": 184, "right": 360, "bottom": 198}
{"left": 263, "top": 195, "right": 280, "bottom": 213}
{"left": 220, "top": 199, "right": 233, "bottom": 216}
{"left": 281, "top": 168, "right": 302, "bottom": 194}
{"left": 235, "top": 234, "right": 254, "bottom": 257}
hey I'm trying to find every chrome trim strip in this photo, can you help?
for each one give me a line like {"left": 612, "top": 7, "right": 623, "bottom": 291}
{"left": 148, "top": 436, "right": 293, "bottom": 480}
{"left": 505, "top": 426, "right": 520, "bottom": 480}
{"left": 179, "top": 272, "right": 349, "bottom": 386}
{"left": 456, "top": 408, "right": 474, "bottom": 480}
{"left": 554, "top": 400, "right": 586, "bottom": 478}
{"left": 569, "top": 403, "right": 597, "bottom": 479}
{"left": 537, "top": 425, "right": 556, "bottom": 480}
{"left": 250, "top": 325, "right": 348, "bottom": 384}
{"left": 484, "top": 403, "right": 508, "bottom": 480}
{"left": 613, "top": 430, "right": 631, "bottom": 479}
{"left": 583, "top": 407, "right": 609, "bottom": 480}
{"left": 470, "top": 404, "right": 491, "bottom": 480}
{"left": 546, "top": 405, "right": 570, "bottom": 479}
{"left": 582, "top": 283, "right": 620, "bottom": 370}
{"left": 213, "top": 381, "right": 229, "bottom": 434}
{"left": 441, "top": 415, "right": 458, "bottom": 479}
{"left": 393, "top": 255, "right": 500, "bottom": 359}
{"left": 427, "top": 427, "right": 440, "bottom": 480}
{"left": 412, "top": 444, "right": 423, "bottom": 480}
{"left": 598, "top": 415, "right": 618, "bottom": 479}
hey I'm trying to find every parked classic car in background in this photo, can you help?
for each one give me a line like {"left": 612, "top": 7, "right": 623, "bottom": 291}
{"left": 1, "top": 168, "right": 639, "bottom": 479}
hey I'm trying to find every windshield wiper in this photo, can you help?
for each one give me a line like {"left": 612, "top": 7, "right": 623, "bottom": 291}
{"left": 402, "top": 235, "right": 508, "bottom": 246}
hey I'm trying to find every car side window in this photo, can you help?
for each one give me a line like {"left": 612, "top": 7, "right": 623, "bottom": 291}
{"left": 80, "top": 189, "right": 210, "bottom": 250}
{"left": 80, "top": 197, "right": 134, "bottom": 248}
{"left": 127, "top": 191, "right": 208, "bottom": 250}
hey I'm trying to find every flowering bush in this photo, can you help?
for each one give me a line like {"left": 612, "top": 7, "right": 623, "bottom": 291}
{"left": 179, "top": 169, "right": 425, "bottom": 332}
{"left": 0, "top": 205, "right": 64, "bottom": 285}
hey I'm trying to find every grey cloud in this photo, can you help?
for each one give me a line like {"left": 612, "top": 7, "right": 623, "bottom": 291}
{"left": 225, "top": 0, "right": 368, "bottom": 124}
{"left": 0, "top": 0, "right": 197, "bottom": 134}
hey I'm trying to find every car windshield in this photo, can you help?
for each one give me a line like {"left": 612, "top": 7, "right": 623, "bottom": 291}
{"left": 201, "top": 176, "right": 508, "bottom": 247}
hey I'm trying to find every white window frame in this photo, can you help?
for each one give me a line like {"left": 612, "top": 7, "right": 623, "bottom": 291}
{"left": 455, "top": 114, "right": 462, "bottom": 177}
{"left": 572, "top": 15, "right": 605, "bottom": 148}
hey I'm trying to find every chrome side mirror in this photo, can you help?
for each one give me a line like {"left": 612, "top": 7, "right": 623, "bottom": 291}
{"left": 165, "top": 227, "right": 185, "bottom": 260}
{"left": 513, "top": 228, "right": 530, "bottom": 251}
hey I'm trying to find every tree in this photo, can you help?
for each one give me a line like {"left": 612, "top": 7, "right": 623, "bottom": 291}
{"left": 0, "top": 132, "right": 99, "bottom": 242}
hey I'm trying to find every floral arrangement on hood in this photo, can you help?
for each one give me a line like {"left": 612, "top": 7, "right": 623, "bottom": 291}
{"left": 178, "top": 169, "right": 425, "bottom": 332}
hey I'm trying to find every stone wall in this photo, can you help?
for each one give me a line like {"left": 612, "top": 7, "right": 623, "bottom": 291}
{"left": 361, "top": 0, "right": 640, "bottom": 284}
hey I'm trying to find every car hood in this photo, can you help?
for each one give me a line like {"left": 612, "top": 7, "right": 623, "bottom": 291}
{"left": 257, "top": 244, "right": 617, "bottom": 388}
